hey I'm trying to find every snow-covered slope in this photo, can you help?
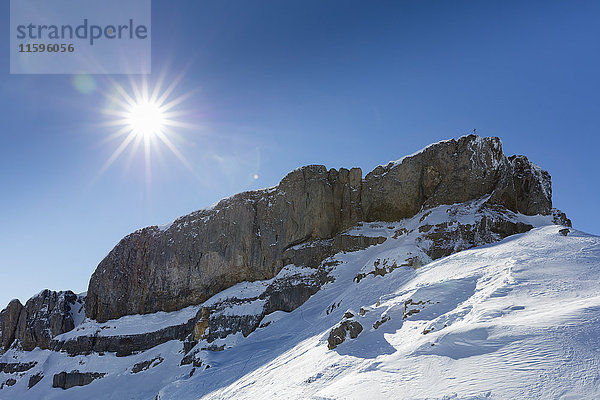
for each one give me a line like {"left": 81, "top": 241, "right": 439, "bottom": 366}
{"left": 1, "top": 203, "right": 597, "bottom": 399}
{"left": 154, "top": 225, "right": 599, "bottom": 400}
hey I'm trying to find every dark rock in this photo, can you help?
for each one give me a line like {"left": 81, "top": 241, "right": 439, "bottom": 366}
{"left": 0, "top": 299, "right": 23, "bottom": 351}
{"left": 50, "top": 317, "right": 195, "bottom": 356}
{"left": 5, "top": 378, "right": 16, "bottom": 387}
{"left": 403, "top": 299, "right": 433, "bottom": 319}
{"left": 373, "top": 315, "right": 390, "bottom": 329}
{"left": 559, "top": 228, "right": 570, "bottom": 236}
{"left": 0, "top": 361, "right": 37, "bottom": 374}
{"left": 180, "top": 350, "right": 204, "bottom": 368}
{"left": 363, "top": 136, "right": 502, "bottom": 220}
{"left": 28, "top": 373, "right": 43, "bottom": 389}
{"left": 52, "top": 371, "right": 105, "bottom": 390}
{"left": 552, "top": 209, "right": 572, "bottom": 227}
{"left": 15, "top": 290, "right": 77, "bottom": 351}
{"left": 420, "top": 207, "right": 534, "bottom": 260}
{"left": 354, "top": 256, "right": 421, "bottom": 283}
{"left": 327, "top": 319, "right": 364, "bottom": 350}
{"left": 132, "top": 356, "right": 163, "bottom": 373}
{"left": 195, "top": 261, "right": 332, "bottom": 345}
{"left": 282, "top": 234, "right": 386, "bottom": 269}
{"left": 488, "top": 155, "right": 552, "bottom": 216}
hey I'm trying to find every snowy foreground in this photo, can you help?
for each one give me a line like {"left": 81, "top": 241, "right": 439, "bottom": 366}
{"left": 3, "top": 224, "right": 600, "bottom": 399}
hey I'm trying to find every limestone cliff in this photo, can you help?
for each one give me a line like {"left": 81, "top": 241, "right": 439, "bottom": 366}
{"left": 0, "top": 290, "right": 82, "bottom": 352}
{"left": 84, "top": 135, "right": 564, "bottom": 322}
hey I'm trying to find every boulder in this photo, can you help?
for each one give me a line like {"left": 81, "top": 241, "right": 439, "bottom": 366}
{"left": 327, "top": 315, "right": 364, "bottom": 350}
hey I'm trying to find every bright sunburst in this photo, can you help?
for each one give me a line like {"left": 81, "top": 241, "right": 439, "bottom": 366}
{"left": 127, "top": 100, "right": 165, "bottom": 139}
{"left": 99, "top": 72, "right": 197, "bottom": 183}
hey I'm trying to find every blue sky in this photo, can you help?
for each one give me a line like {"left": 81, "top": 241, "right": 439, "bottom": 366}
{"left": 1, "top": 0, "right": 599, "bottom": 309}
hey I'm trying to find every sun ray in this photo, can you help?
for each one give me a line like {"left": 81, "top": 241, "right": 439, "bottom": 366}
{"left": 99, "top": 132, "right": 137, "bottom": 174}
{"left": 155, "top": 70, "right": 186, "bottom": 106}
{"left": 98, "top": 125, "right": 134, "bottom": 144}
{"left": 98, "top": 73, "right": 199, "bottom": 184}
{"left": 144, "top": 135, "right": 152, "bottom": 186}
{"left": 154, "top": 130, "right": 196, "bottom": 173}
{"left": 149, "top": 68, "right": 168, "bottom": 104}
{"left": 159, "top": 89, "right": 198, "bottom": 112}
{"left": 106, "top": 78, "right": 137, "bottom": 108}
{"left": 128, "top": 76, "right": 143, "bottom": 104}
{"left": 161, "top": 120, "right": 200, "bottom": 129}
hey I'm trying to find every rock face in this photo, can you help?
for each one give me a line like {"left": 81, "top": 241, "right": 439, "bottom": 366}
{"left": 87, "top": 164, "right": 364, "bottom": 322}
{"left": 50, "top": 317, "right": 195, "bottom": 357}
{"left": 360, "top": 136, "right": 552, "bottom": 220}
{"left": 15, "top": 290, "right": 78, "bottom": 351}
{"left": 86, "top": 135, "right": 559, "bottom": 322}
{"left": 0, "top": 291, "right": 79, "bottom": 352}
{"left": 194, "top": 264, "right": 332, "bottom": 346}
{"left": 0, "top": 299, "right": 23, "bottom": 350}
{"left": 52, "top": 371, "right": 105, "bottom": 390}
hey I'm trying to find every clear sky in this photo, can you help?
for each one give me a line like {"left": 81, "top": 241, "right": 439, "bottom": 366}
{"left": 1, "top": 0, "right": 599, "bottom": 310}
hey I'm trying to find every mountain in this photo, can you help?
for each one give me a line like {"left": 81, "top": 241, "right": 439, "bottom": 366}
{"left": 2, "top": 135, "right": 594, "bottom": 400}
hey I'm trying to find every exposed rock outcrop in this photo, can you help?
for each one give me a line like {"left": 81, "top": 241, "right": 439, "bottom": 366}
{"left": 2, "top": 378, "right": 17, "bottom": 388}
{"left": 87, "top": 164, "right": 364, "bottom": 322}
{"left": 416, "top": 203, "right": 537, "bottom": 260}
{"left": 28, "top": 373, "right": 43, "bottom": 389}
{"left": 0, "top": 361, "right": 36, "bottom": 374}
{"left": 86, "top": 135, "right": 552, "bottom": 321}
{"left": 50, "top": 318, "right": 195, "bottom": 356}
{"left": 52, "top": 371, "right": 105, "bottom": 390}
{"left": 85, "top": 135, "right": 560, "bottom": 322}
{"left": 0, "top": 299, "right": 23, "bottom": 350}
{"left": 1, "top": 291, "right": 80, "bottom": 352}
{"left": 327, "top": 311, "right": 364, "bottom": 350}
{"left": 132, "top": 356, "right": 164, "bottom": 373}
{"left": 282, "top": 234, "right": 386, "bottom": 268}
{"left": 15, "top": 290, "right": 78, "bottom": 351}
{"left": 189, "top": 262, "right": 333, "bottom": 348}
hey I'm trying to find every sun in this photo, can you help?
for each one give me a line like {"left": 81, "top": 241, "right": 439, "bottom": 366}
{"left": 98, "top": 72, "right": 197, "bottom": 182}
{"left": 126, "top": 100, "right": 165, "bottom": 139}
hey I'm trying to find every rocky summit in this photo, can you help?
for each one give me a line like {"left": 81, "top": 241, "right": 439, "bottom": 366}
{"left": 86, "top": 135, "right": 564, "bottom": 322}
{"left": 0, "top": 135, "right": 578, "bottom": 399}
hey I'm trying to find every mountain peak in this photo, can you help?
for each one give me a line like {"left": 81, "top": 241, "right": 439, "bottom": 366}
{"left": 0, "top": 135, "right": 580, "bottom": 399}
{"left": 83, "top": 135, "right": 562, "bottom": 322}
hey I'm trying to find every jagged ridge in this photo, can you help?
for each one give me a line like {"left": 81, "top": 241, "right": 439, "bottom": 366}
{"left": 0, "top": 135, "right": 570, "bottom": 356}
{"left": 85, "top": 135, "right": 564, "bottom": 323}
